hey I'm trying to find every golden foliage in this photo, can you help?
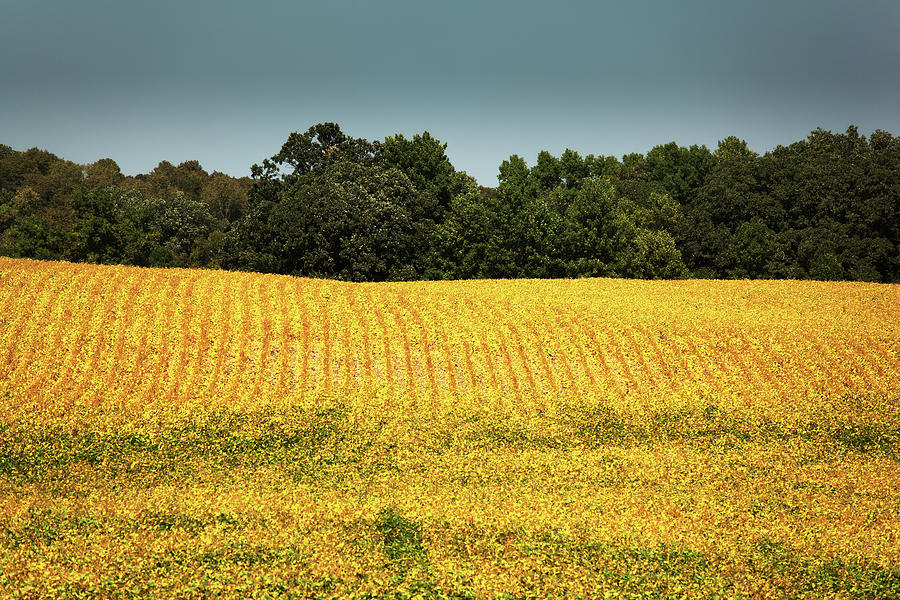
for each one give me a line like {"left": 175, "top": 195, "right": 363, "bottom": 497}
{"left": 0, "top": 257, "right": 898, "bottom": 598}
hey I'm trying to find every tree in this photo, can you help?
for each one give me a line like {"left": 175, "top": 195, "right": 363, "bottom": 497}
{"left": 764, "top": 125, "right": 892, "bottom": 281}
{"left": 0, "top": 147, "right": 61, "bottom": 191}
{"left": 686, "top": 138, "right": 778, "bottom": 277}
{"left": 720, "top": 218, "right": 784, "bottom": 279}
{"left": 378, "top": 131, "right": 460, "bottom": 223}
{"left": 188, "top": 230, "right": 227, "bottom": 268}
{"left": 637, "top": 142, "right": 715, "bottom": 207}
{"left": 230, "top": 123, "right": 454, "bottom": 280}
{"left": 852, "top": 129, "right": 899, "bottom": 281}
{"left": 715, "top": 136, "right": 757, "bottom": 160}
{"left": 809, "top": 251, "right": 844, "bottom": 281}
{"left": 0, "top": 186, "right": 69, "bottom": 260}
{"left": 69, "top": 187, "right": 126, "bottom": 263}
{"left": 559, "top": 149, "right": 590, "bottom": 188}
{"left": 427, "top": 177, "right": 509, "bottom": 279}
{"left": 229, "top": 162, "right": 423, "bottom": 281}
{"left": 83, "top": 158, "right": 125, "bottom": 189}
{"left": 0, "top": 214, "right": 65, "bottom": 260}
{"left": 251, "top": 122, "right": 378, "bottom": 186}
{"left": 201, "top": 171, "right": 250, "bottom": 222}
{"left": 531, "top": 150, "right": 560, "bottom": 191}
{"left": 68, "top": 187, "right": 159, "bottom": 265}
{"left": 496, "top": 155, "right": 563, "bottom": 277}
{"left": 561, "top": 178, "right": 631, "bottom": 277}
{"left": 587, "top": 154, "right": 623, "bottom": 180}
{"left": 133, "top": 192, "right": 216, "bottom": 258}
{"left": 561, "top": 178, "right": 686, "bottom": 279}
{"left": 133, "top": 160, "right": 210, "bottom": 204}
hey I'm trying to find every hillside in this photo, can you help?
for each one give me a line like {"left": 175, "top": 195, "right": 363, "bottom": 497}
{"left": 1, "top": 258, "right": 898, "bottom": 598}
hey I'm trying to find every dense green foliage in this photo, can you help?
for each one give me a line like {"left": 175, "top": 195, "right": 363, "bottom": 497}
{"left": 0, "top": 145, "right": 250, "bottom": 268}
{"left": 1, "top": 123, "right": 897, "bottom": 281}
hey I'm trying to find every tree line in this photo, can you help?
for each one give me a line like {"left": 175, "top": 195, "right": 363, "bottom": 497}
{"left": 1, "top": 123, "right": 897, "bottom": 282}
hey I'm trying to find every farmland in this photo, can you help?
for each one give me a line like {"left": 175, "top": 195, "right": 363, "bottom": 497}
{"left": 1, "top": 257, "right": 898, "bottom": 598}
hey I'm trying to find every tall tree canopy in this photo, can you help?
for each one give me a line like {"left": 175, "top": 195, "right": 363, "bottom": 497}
{"left": 1, "top": 124, "right": 897, "bottom": 283}
{"left": 227, "top": 123, "right": 454, "bottom": 281}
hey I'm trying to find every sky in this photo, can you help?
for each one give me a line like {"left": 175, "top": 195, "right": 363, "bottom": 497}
{"left": 1, "top": 0, "right": 897, "bottom": 186}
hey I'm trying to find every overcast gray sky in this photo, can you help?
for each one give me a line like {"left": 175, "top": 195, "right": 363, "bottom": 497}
{"left": 2, "top": 0, "right": 897, "bottom": 185}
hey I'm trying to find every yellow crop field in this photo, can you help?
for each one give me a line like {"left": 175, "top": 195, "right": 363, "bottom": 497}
{"left": 1, "top": 256, "right": 898, "bottom": 599}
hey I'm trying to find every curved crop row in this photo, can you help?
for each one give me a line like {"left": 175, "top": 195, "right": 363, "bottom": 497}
{"left": 1, "top": 258, "right": 896, "bottom": 422}
{"left": 1, "top": 257, "right": 898, "bottom": 599}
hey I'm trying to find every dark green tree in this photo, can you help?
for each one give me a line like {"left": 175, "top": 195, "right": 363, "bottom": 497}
{"left": 531, "top": 150, "right": 561, "bottom": 191}
{"left": 251, "top": 122, "right": 378, "bottom": 186}
{"left": 67, "top": 188, "right": 159, "bottom": 266}
{"left": 720, "top": 218, "right": 784, "bottom": 279}
{"left": 561, "top": 178, "right": 686, "bottom": 279}
{"left": 230, "top": 162, "right": 421, "bottom": 281}
{"left": 426, "top": 176, "right": 507, "bottom": 279}
{"left": 686, "top": 137, "right": 780, "bottom": 277}
{"left": 128, "top": 192, "right": 216, "bottom": 259}
{"left": 230, "top": 123, "right": 450, "bottom": 280}
{"left": 378, "top": 131, "right": 460, "bottom": 223}
{"left": 0, "top": 186, "right": 69, "bottom": 260}
{"left": 637, "top": 142, "right": 715, "bottom": 208}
